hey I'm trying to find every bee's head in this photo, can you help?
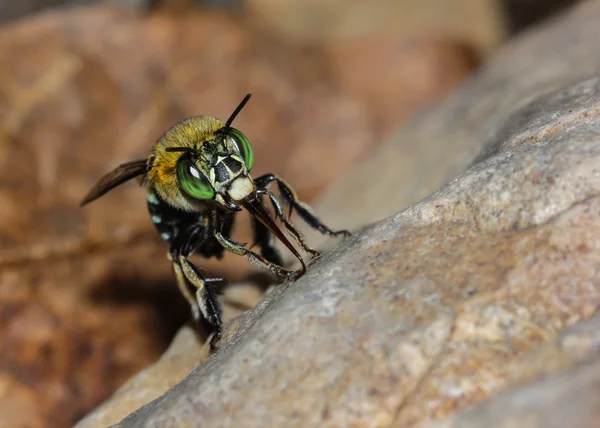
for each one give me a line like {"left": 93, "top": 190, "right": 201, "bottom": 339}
{"left": 163, "top": 126, "right": 256, "bottom": 212}
{"left": 148, "top": 94, "right": 257, "bottom": 212}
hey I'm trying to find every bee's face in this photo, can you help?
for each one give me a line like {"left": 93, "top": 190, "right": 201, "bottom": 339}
{"left": 147, "top": 116, "right": 256, "bottom": 212}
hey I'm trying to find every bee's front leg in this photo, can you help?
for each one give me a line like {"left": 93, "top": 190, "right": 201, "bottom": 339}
{"left": 214, "top": 231, "right": 292, "bottom": 278}
{"left": 254, "top": 173, "right": 351, "bottom": 238}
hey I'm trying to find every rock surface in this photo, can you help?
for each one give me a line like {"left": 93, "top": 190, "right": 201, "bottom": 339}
{"left": 420, "top": 312, "right": 600, "bottom": 428}
{"left": 80, "top": 1, "right": 600, "bottom": 426}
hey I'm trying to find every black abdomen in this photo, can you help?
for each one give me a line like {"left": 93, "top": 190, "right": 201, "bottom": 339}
{"left": 146, "top": 187, "right": 234, "bottom": 260}
{"left": 146, "top": 187, "right": 199, "bottom": 245}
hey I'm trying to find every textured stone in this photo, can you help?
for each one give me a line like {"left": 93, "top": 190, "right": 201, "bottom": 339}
{"left": 419, "top": 312, "right": 600, "bottom": 428}
{"left": 420, "top": 359, "right": 600, "bottom": 428}
{"left": 81, "top": 1, "right": 600, "bottom": 426}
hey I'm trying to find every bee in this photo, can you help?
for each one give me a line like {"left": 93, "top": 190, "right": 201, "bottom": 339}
{"left": 81, "top": 94, "right": 350, "bottom": 349}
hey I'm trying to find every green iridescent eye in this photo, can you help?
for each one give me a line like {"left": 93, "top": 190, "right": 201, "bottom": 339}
{"left": 177, "top": 157, "right": 215, "bottom": 200}
{"left": 229, "top": 128, "right": 254, "bottom": 170}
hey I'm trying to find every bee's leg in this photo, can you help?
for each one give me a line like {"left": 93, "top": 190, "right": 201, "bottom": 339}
{"left": 168, "top": 223, "right": 205, "bottom": 320}
{"left": 171, "top": 259, "right": 202, "bottom": 322}
{"left": 170, "top": 222, "right": 226, "bottom": 350}
{"left": 254, "top": 173, "right": 351, "bottom": 237}
{"left": 178, "top": 256, "right": 225, "bottom": 350}
{"left": 214, "top": 231, "right": 291, "bottom": 278}
{"left": 251, "top": 211, "right": 284, "bottom": 266}
{"left": 257, "top": 188, "right": 319, "bottom": 256}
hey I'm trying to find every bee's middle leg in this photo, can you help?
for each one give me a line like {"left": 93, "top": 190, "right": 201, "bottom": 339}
{"left": 214, "top": 232, "right": 292, "bottom": 278}
{"left": 170, "top": 223, "right": 226, "bottom": 350}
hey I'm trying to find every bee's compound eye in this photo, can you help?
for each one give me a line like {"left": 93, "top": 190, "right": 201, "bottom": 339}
{"left": 176, "top": 157, "right": 215, "bottom": 200}
{"left": 229, "top": 128, "right": 254, "bottom": 171}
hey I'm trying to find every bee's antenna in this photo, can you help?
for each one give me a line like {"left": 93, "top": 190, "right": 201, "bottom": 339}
{"left": 224, "top": 93, "right": 252, "bottom": 130}
{"left": 165, "top": 147, "right": 195, "bottom": 153}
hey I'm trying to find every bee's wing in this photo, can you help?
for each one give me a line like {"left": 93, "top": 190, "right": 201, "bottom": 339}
{"left": 80, "top": 159, "right": 148, "bottom": 206}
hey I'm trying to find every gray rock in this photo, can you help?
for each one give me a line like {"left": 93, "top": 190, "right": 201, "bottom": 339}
{"left": 419, "top": 311, "right": 600, "bottom": 428}
{"left": 419, "top": 357, "right": 600, "bottom": 428}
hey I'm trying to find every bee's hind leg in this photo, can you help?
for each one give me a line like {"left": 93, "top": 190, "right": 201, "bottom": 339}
{"left": 214, "top": 231, "right": 292, "bottom": 278}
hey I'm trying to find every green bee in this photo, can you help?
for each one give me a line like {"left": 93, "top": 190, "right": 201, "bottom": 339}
{"left": 81, "top": 94, "right": 349, "bottom": 349}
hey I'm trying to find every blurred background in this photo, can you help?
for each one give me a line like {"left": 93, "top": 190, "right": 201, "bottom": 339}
{"left": 0, "top": 0, "right": 584, "bottom": 426}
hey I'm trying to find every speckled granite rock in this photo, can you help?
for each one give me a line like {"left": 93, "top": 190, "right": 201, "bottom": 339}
{"left": 419, "top": 312, "right": 600, "bottom": 428}
{"left": 80, "top": 1, "right": 600, "bottom": 426}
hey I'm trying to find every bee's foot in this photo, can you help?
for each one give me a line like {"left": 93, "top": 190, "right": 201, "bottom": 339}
{"left": 209, "top": 331, "right": 221, "bottom": 353}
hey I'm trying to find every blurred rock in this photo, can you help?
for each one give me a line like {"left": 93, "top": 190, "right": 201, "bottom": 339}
{"left": 245, "top": 0, "right": 505, "bottom": 54}
{"left": 421, "top": 359, "right": 600, "bottom": 428}
{"left": 75, "top": 280, "right": 264, "bottom": 427}
{"left": 75, "top": 324, "right": 206, "bottom": 428}
{"left": 325, "top": 37, "right": 478, "bottom": 133}
{"left": 74, "top": 282, "right": 266, "bottom": 427}
{"left": 0, "top": 0, "right": 66, "bottom": 23}
{"left": 501, "top": 0, "right": 583, "bottom": 34}
{"left": 0, "top": 0, "right": 142, "bottom": 23}
{"left": 70, "top": 0, "right": 600, "bottom": 426}
{"left": 0, "top": 1, "right": 475, "bottom": 427}
{"left": 0, "top": 249, "right": 189, "bottom": 428}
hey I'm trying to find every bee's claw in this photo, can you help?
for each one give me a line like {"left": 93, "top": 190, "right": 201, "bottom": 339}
{"left": 209, "top": 331, "right": 221, "bottom": 353}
